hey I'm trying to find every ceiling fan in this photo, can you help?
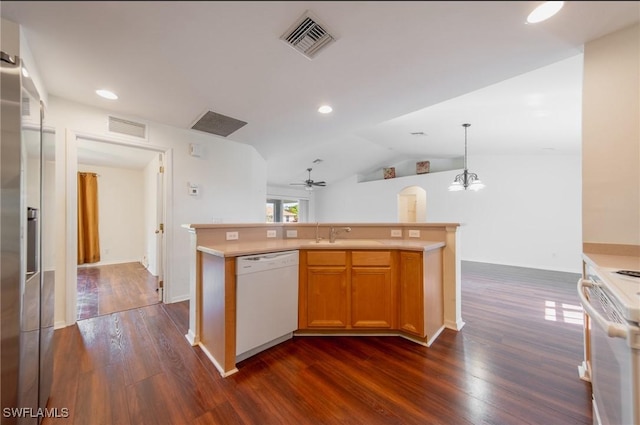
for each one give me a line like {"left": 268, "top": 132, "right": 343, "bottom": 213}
{"left": 290, "top": 168, "right": 326, "bottom": 190}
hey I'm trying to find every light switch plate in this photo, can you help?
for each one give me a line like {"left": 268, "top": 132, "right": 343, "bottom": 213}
{"left": 286, "top": 230, "right": 298, "bottom": 238}
{"left": 266, "top": 230, "right": 277, "bottom": 238}
{"left": 226, "top": 231, "right": 239, "bottom": 241}
{"left": 408, "top": 230, "right": 420, "bottom": 238}
{"left": 391, "top": 229, "right": 402, "bottom": 237}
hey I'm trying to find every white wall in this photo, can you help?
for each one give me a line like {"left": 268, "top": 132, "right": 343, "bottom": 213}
{"left": 77, "top": 163, "right": 145, "bottom": 266}
{"left": 582, "top": 24, "right": 639, "bottom": 246}
{"left": 46, "top": 96, "right": 267, "bottom": 326}
{"left": 315, "top": 154, "right": 583, "bottom": 273}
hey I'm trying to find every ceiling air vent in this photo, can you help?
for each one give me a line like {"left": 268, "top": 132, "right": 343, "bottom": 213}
{"left": 108, "top": 116, "right": 147, "bottom": 139}
{"left": 190, "top": 110, "right": 247, "bottom": 137}
{"left": 280, "top": 11, "right": 336, "bottom": 60}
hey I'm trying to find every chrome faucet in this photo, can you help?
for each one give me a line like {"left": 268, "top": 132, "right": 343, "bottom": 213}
{"left": 329, "top": 226, "right": 351, "bottom": 243}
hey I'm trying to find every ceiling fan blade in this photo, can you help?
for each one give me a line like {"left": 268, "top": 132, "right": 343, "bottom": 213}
{"left": 290, "top": 168, "right": 326, "bottom": 188}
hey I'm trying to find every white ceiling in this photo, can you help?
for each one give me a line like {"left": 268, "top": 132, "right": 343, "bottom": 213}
{"left": 3, "top": 1, "right": 639, "bottom": 186}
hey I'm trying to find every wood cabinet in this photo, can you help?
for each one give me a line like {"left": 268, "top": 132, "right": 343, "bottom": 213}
{"left": 299, "top": 250, "right": 396, "bottom": 330}
{"left": 351, "top": 251, "right": 394, "bottom": 328}
{"left": 399, "top": 251, "right": 425, "bottom": 336}
{"left": 302, "top": 251, "right": 348, "bottom": 328}
{"left": 398, "top": 249, "right": 443, "bottom": 340}
{"left": 299, "top": 248, "right": 443, "bottom": 343}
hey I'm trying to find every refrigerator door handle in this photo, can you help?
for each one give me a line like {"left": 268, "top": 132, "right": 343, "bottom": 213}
{"left": 0, "top": 50, "right": 17, "bottom": 65}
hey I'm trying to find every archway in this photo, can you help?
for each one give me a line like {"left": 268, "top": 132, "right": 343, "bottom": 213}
{"left": 397, "top": 186, "right": 426, "bottom": 222}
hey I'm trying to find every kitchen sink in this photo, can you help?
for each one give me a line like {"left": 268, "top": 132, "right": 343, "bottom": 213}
{"left": 311, "top": 239, "right": 385, "bottom": 246}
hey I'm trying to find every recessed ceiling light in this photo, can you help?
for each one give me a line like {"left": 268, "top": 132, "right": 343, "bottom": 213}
{"left": 96, "top": 89, "right": 118, "bottom": 100}
{"left": 527, "top": 1, "right": 564, "bottom": 24}
{"left": 318, "top": 105, "right": 333, "bottom": 114}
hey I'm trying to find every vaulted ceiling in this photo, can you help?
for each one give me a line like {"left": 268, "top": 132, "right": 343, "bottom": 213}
{"left": 3, "top": 1, "right": 639, "bottom": 186}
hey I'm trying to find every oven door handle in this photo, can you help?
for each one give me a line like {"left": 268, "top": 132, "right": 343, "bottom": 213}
{"left": 577, "top": 278, "right": 628, "bottom": 340}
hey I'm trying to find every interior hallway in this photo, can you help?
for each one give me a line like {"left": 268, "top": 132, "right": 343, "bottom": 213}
{"left": 76, "top": 262, "right": 159, "bottom": 320}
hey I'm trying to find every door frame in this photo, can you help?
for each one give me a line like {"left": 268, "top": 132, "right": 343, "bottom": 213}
{"left": 62, "top": 129, "right": 172, "bottom": 326}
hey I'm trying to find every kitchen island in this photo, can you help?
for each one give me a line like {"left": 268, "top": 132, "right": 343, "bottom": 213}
{"left": 184, "top": 222, "right": 461, "bottom": 376}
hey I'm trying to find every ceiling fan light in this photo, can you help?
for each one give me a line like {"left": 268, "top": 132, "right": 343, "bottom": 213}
{"left": 305, "top": 185, "right": 314, "bottom": 191}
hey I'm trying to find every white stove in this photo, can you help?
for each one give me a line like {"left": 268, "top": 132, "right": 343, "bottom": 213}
{"left": 578, "top": 254, "right": 640, "bottom": 425}
{"left": 598, "top": 268, "right": 640, "bottom": 324}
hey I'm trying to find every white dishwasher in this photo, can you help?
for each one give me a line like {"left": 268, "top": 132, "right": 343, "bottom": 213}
{"left": 236, "top": 250, "right": 299, "bottom": 362}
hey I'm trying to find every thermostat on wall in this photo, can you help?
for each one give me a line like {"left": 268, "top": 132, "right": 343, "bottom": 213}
{"left": 189, "top": 143, "right": 202, "bottom": 157}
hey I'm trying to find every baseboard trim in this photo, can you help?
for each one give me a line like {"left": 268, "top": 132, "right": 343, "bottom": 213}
{"left": 170, "top": 294, "right": 190, "bottom": 303}
{"left": 198, "top": 342, "right": 238, "bottom": 377}
{"left": 185, "top": 330, "right": 197, "bottom": 346}
{"left": 54, "top": 320, "right": 68, "bottom": 330}
{"left": 445, "top": 319, "right": 465, "bottom": 331}
{"left": 77, "top": 259, "right": 142, "bottom": 268}
{"left": 426, "top": 325, "right": 446, "bottom": 347}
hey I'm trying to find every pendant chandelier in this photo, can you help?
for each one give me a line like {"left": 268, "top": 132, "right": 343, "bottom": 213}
{"left": 448, "top": 123, "right": 485, "bottom": 192}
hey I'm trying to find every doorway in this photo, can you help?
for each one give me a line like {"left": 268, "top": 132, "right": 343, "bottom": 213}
{"left": 64, "top": 131, "right": 170, "bottom": 324}
{"left": 398, "top": 186, "right": 427, "bottom": 222}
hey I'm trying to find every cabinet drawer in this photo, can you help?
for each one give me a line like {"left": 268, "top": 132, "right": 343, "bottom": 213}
{"left": 306, "top": 250, "right": 347, "bottom": 266}
{"left": 352, "top": 251, "right": 391, "bottom": 266}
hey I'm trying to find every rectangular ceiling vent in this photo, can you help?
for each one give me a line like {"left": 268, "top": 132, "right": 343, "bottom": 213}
{"left": 190, "top": 110, "right": 248, "bottom": 137}
{"left": 280, "top": 11, "right": 336, "bottom": 60}
{"left": 108, "top": 116, "right": 147, "bottom": 139}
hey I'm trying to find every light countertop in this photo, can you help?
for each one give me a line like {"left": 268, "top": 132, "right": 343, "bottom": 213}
{"left": 198, "top": 239, "right": 446, "bottom": 258}
{"left": 583, "top": 252, "right": 640, "bottom": 272}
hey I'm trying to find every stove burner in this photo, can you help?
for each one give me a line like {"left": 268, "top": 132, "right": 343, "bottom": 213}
{"left": 615, "top": 270, "right": 640, "bottom": 279}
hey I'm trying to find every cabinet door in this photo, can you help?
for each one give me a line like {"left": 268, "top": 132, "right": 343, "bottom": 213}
{"left": 306, "top": 267, "right": 348, "bottom": 328}
{"left": 351, "top": 267, "right": 393, "bottom": 328}
{"left": 399, "top": 251, "right": 424, "bottom": 337}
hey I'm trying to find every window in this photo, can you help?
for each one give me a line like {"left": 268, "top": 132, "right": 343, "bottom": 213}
{"left": 266, "top": 198, "right": 308, "bottom": 222}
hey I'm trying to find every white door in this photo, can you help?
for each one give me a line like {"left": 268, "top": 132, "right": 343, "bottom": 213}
{"left": 156, "top": 153, "right": 165, "bottom": 302}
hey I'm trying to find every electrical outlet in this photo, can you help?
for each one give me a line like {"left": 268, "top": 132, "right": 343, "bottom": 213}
{"left": 391, "top": 229, "right": 402, "bottom": 237}
{"left": 226, "top": 231, "right": 239, "bottom": 241}
{"left": 408, "top": 230, "right": 421, "bottom": 238}
{"left": 267, "top": 230, "right": 277, "bottom": 238}
{"left": 286, "top": 230, "right": 298, "bottom": 238}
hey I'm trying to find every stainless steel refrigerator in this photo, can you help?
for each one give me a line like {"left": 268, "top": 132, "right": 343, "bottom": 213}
{"left": 1, "top": 18, "right": 54, "bottom": 425}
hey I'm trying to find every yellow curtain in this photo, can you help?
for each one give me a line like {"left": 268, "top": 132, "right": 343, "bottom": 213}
{"left": 77, "top": 172, "right": 100, "bottom": 264}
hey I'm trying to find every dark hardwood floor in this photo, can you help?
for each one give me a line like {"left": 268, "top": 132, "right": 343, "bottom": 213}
{"left": 44, "top": 261, "right": 591, "bottom": 424}
{"left": 76, "top": 262, "right": 159, "bottom": 320}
